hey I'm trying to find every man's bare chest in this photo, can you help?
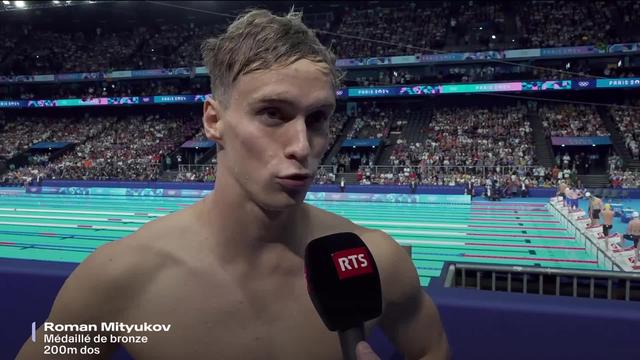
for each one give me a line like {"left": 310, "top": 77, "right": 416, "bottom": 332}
{"left": 119, "top": 268, "right": 344, "bottom": 360}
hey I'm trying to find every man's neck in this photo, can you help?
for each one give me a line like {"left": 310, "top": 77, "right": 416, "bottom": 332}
{"left": 199, "top": 178, "right": 305, "bottom": 267}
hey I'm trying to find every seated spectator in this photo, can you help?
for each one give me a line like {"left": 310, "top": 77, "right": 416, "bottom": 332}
{"left": 611, "top": 101, "right": 640, "bottom": 160}
{"left": 539, "top": 104, "right": 609, "bottom": 137}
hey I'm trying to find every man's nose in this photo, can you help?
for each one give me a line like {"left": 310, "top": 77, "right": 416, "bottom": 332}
{"left": 283, "top": 117, "right": 312, "bottom": 162}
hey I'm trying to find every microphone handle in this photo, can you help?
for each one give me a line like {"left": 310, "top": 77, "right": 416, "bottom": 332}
{"left": 338, "top": 324, "right": 365, "bottom": 360}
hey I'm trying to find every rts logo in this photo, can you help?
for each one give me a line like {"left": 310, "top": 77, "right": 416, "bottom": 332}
{"left": 331, "top": 247, "right": 374, "bottom": 280}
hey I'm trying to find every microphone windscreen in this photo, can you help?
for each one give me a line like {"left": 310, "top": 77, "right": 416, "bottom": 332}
{"left": 304, "top": 232, "right": 382, "bottom": 331}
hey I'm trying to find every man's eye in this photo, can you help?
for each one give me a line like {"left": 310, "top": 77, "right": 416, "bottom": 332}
{"left": 263, "top": 108, "right": 281, "bottom": 119}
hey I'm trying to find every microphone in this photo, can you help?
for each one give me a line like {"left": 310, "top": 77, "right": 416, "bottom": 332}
{"left": 304, "top": 232, "right": 382, "bottom": 360}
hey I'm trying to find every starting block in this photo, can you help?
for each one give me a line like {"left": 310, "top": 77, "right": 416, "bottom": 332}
{"left": 585, "top": 224, "right": 603, "bottom": 235}
{"left": 609, "top": 248, "right": 640, "bottom": 271}
{"left": 596, "top": 233, "right": 624, "bottom": 251}
{"left": 569, "top": 210, "right": 586, "bottom": 220}
{"left": 550, "top": 196, "right": 563, "bottom": 206}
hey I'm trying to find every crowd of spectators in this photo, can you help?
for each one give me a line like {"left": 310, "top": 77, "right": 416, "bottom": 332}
{"left": 516, "top": 1, "right": 618, "bottom": 48}
{"left": 175, "top": 165, "right": 216, "bottom": 182}
{"left": 344, "top": 103, "right": 408, "bottom": 140}
{"left": 610, "top": 170, "right": 640, "bottom": 188}
{"left": 1, "top": 27, "right": 148, "bottom": 75}
{"left": 166, "top": 162, "right": 640, "bottom": 190}
{"left": 1, "top": 1, "right": 640, "bottom": 77}
{"left": 539, "top": 104, "right": 609, "bottom": 137}
{"left": 448, "top": 1, "right": 505, "bottom": 50}
{"left": 327, "top": 3, "right": 450, "bottom": 58}
{"left": 0, "top": 115, "right": 111, "bottom": 159}
{"left": 328, "top": 111, "right": 348, "bottom": 149}
{"left": 610, "top": 102, "right": 640, "bottom": 159}
{"left": 415, "top": 105, "right": 533, "bottom": 172}
{"left": 2, "top": 112, "right": 201, "bottom": 182}
{"left": 0, "top": 22, "right": 227, "bottom": 75}
{"left": 128, "top": 23, "right": 227, "bottom": 69}
{"left": 553, "top": 151, "right": 602, "bottom": 174}
{"left": 350, "top": 164, "right": 565, "bottom": 192}
{"left": 314, "top": 167, "right": 337, "bottom": 185}
{"left": 332, "top": 150, "right": 377, "bottom": 173}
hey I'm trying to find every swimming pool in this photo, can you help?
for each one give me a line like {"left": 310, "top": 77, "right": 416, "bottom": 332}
{"left": 0, "top": 191, "right": 605, "bottom": 286}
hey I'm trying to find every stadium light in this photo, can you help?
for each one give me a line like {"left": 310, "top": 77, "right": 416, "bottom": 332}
{"left": 14, "top": 1, "right": 26, "bottom": 8}
{"left": 52, "top": 0, "right": 59, "bottom": 3}
{"left": 2, "top": 0, "right": 10, "bottom": 4}
{"left": 491, "top": 35, "right": 496, "bottom": 39}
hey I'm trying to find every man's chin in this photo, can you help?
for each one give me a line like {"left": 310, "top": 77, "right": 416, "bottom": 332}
{"left": 261, "top": 190, "right": 308, "bottom": 211}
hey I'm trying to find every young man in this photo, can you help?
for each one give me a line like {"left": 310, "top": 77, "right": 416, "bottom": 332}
{"left": 586, "top": 192, "right": 603, "bottom": 227}
{"left": 557, "top": 180, "right": 567, "bottom": 206}
{"left": 565, "top": 187, "right": 578, "bottom": 210}
{"left": 17, "top": 9, "right": 449, "bottom": 360}
{"left": 601, "top": 204, "right": 614, "bottom": 237}
{"left": 623, "top": 212, "right": 640, "bottom": 266}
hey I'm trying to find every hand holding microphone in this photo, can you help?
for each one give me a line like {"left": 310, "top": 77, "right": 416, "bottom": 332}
{"left": 356, "top": 341, "right": 381, "bottom": 360}
{"left": 304, "top": 232, "right": 383, "bottom": 360}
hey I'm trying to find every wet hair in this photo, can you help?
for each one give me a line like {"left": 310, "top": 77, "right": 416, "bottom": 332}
{"left": 201, "top": 9, "right": 342, "bottom": 107}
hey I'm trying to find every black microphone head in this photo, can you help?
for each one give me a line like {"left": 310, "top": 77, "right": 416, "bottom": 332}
{"left": 304, "top": 232, "right": 382, "bottom": 332}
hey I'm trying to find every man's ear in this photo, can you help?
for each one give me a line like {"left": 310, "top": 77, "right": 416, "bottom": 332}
{"left": 203, "top": 96, "right": 224, "bottom": 146}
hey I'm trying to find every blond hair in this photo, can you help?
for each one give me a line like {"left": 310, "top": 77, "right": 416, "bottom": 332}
{"left": 201, "top": 9, "right": 342, "bottom": 107}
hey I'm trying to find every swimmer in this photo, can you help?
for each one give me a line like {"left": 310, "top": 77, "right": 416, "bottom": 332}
{"left": 557, "top": 180, "right": 567, "bottom": 206}
{"left": 565, "top": 187, "right": 578, "bottom": 210}
{"left": 586, "top": 192, "right": 602, "bottom": 227}
{"left": 623, "top": 212, "right": 640, "bottom": 266}
{"left": 17, "top": 10, "right": 449, "bottom": 360}
{"left": 601, "top": 204, "right": 614, "bottom": 238}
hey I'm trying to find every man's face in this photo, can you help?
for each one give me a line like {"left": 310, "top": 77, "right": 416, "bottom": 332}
{"left": 208, "top": 59, "right": 335, "bottom": 210}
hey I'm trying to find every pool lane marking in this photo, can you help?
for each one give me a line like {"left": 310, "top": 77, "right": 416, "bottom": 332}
{"left": 471, "top": 207, "right": 547, "bottom": 212}
{"left": 0, "top": 241, "right": 96, "bottom": 251}
{"left": 0, "top": 230, "right": 120, "bottom": 240}
{"left": 397, "top": 239, "right": 584, "bottom": 251}
{"left": 0, "top": 221, "right": 138, "bottom": 231}
{"left": 468, "top": 224, "right": 563, "bottom": 231}
{"left": 354, "top": 220, "right": 563, "bottom": 231}
{"left": 0, "top": 214, "right": 148, "bottom": 223}
{"left": 376, "top": 228, "right": 573, "bottom": 239}
{"left": 471, "top": 213, "right": 553, "bottom": 217}
{"left": 410, "top": 250, "right": 596, "bottom": 265}
{"left": 466, "top": 232, "right": 574, "bottom": 240}
{"left": 469, "top": 218, "right": 559, "bottom": 224}
{"left": 0, "top": 207, "right": 162, "bottom": 217}
{"left": 472, "top": 202, "right": 546, "bottom": 207}
{"left": 463, "top": 254, "right": 598, "bottom": 264}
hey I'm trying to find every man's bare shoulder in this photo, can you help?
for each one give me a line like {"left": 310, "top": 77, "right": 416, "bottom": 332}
{"left": 102, "top": 208, "right": 190, "bottom": 261}
{"left": 304, "top": 203, "right": 360, "bottom": 232}
{"left": 63, "top": 207, "right": 195, "bottom": 310}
